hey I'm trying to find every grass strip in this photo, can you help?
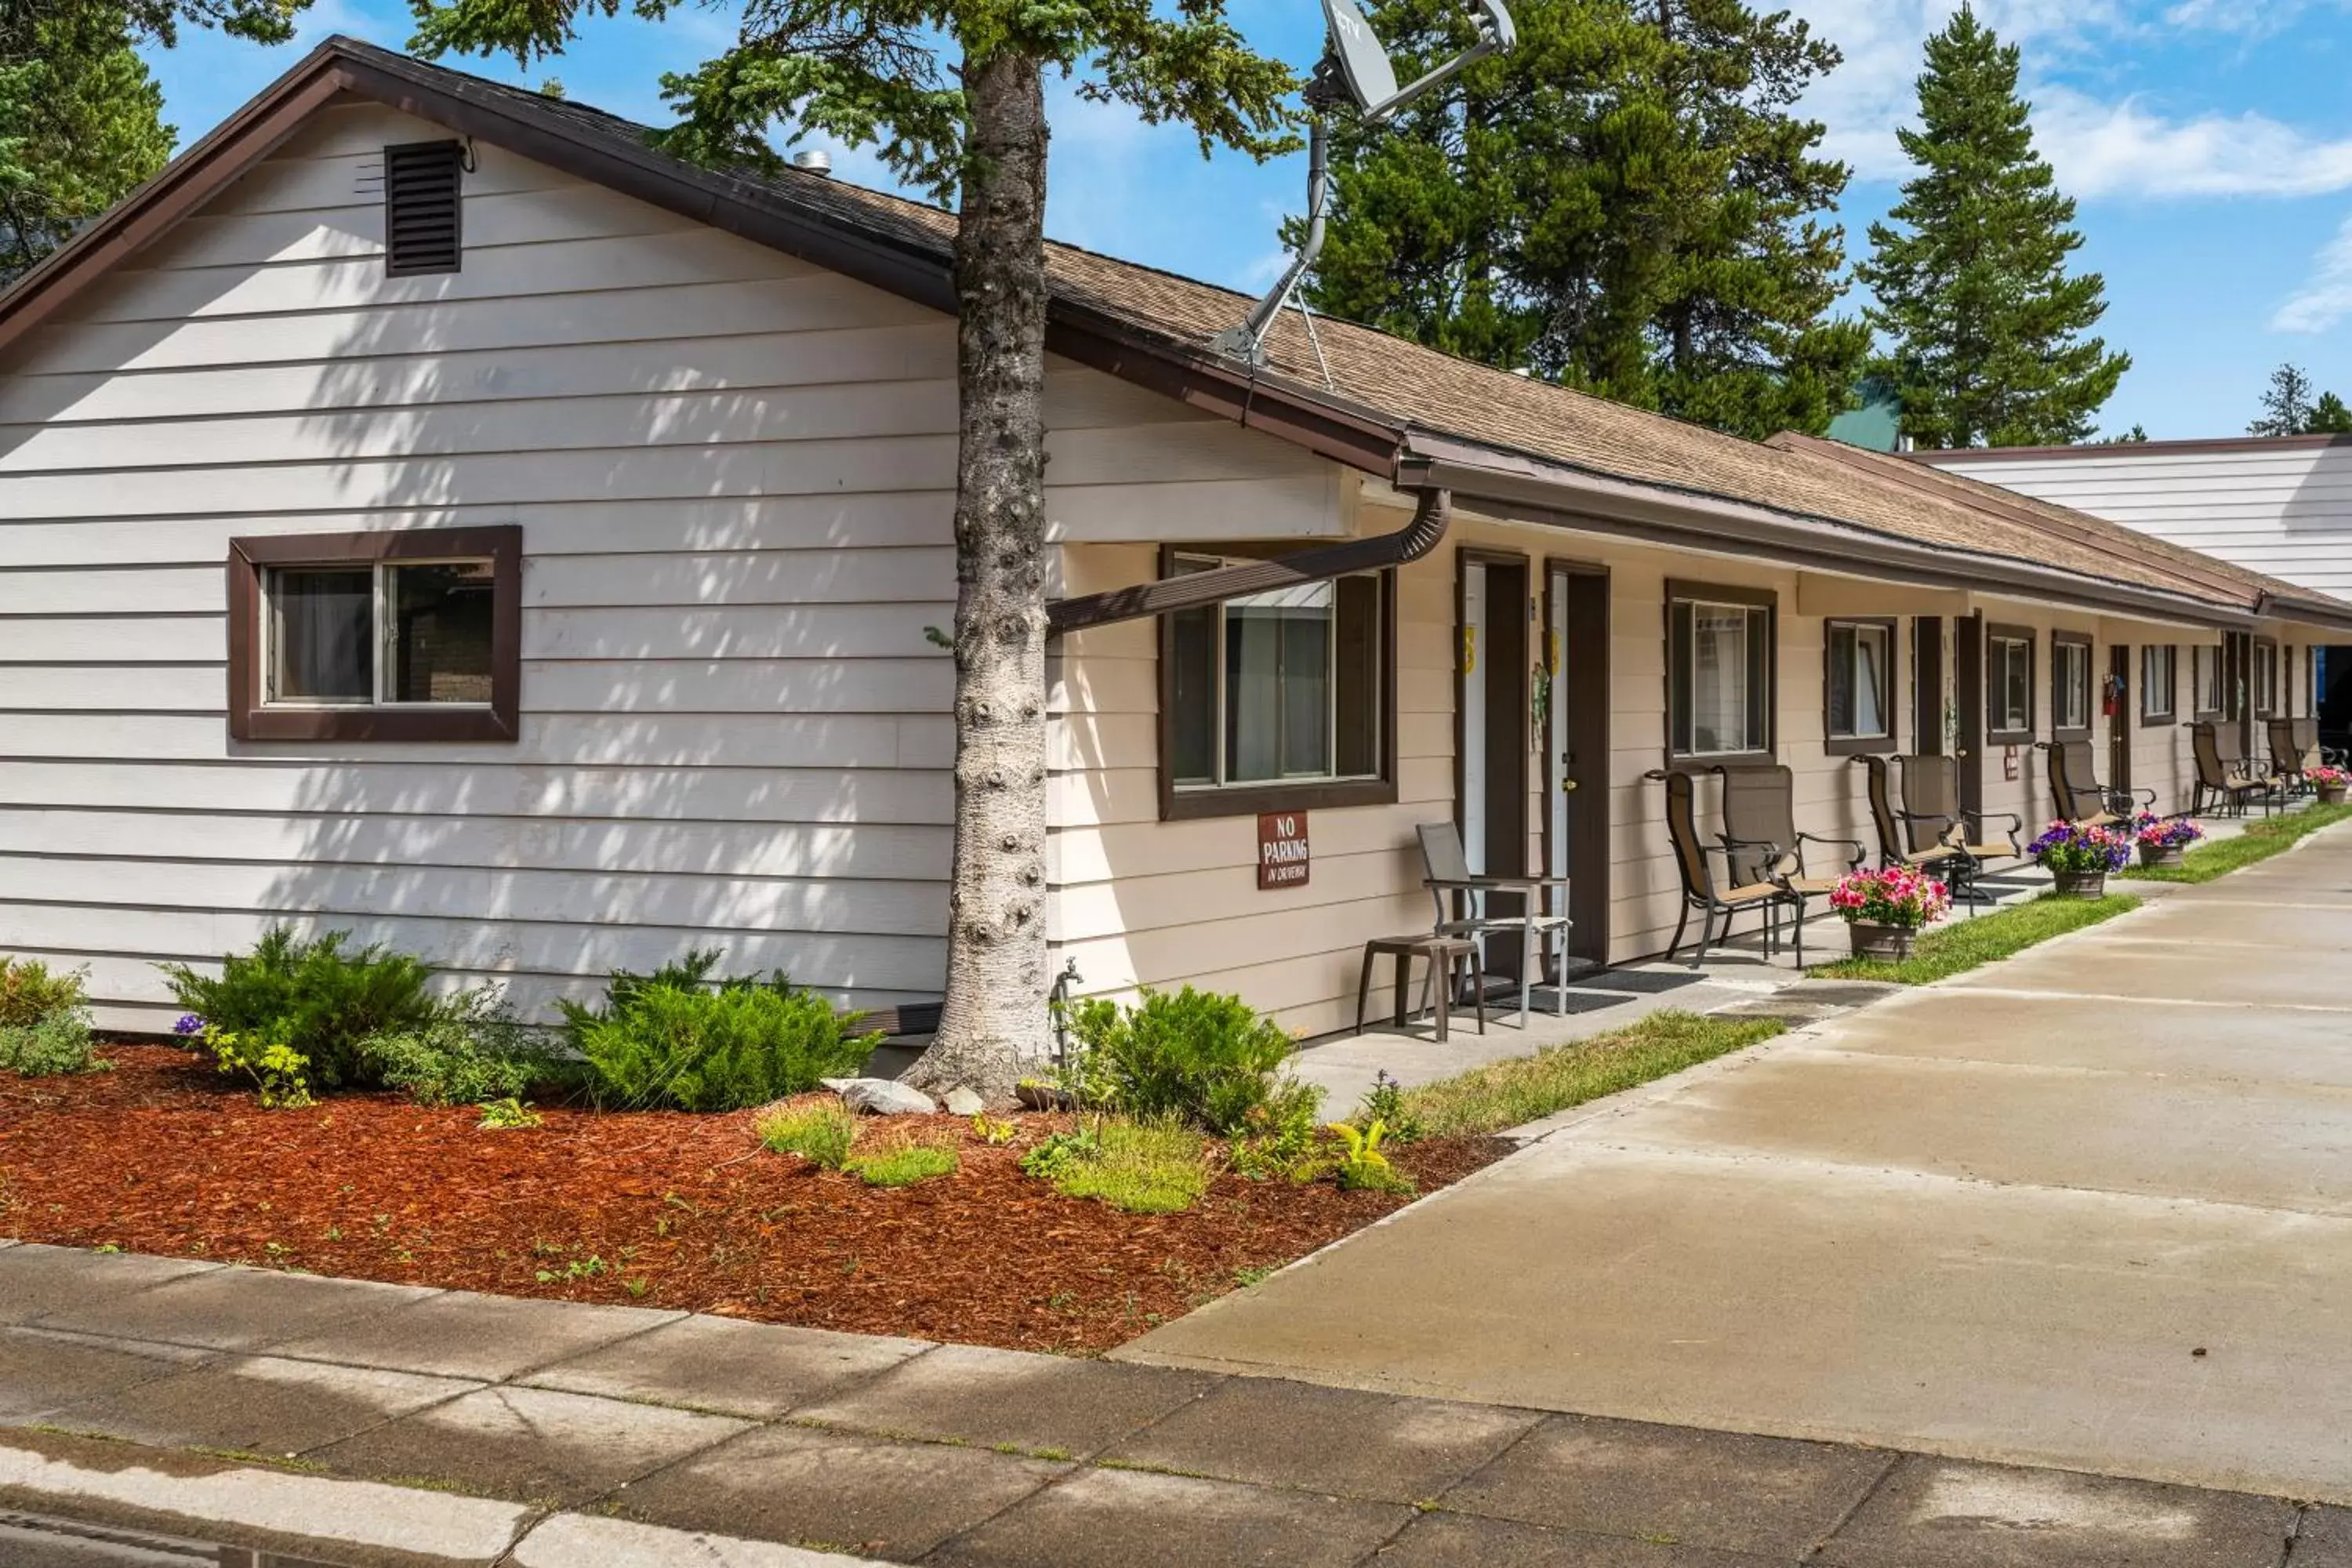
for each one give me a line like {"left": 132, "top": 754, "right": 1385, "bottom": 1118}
{"left": 1810, "top": 892, "right": 2138, "bottom": 985}
{"left": 1054, "top": 1119, "right": 1209, "bottom": 1214}
{"left": 1396, "top": 1010, "right": 1785, "bottom": 1139}
{"left": 2122, "top": 800, "right": 2352, "bottom": 884}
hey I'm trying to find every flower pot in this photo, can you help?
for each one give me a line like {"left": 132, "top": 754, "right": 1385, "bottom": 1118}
{"left": 2050, "top": 868, "right": 2107, "bottom": 898}
{"left": 1846, "top": 920, "right": 1916, "bottom": 961}
{"left": 2137, "top": 843, "right": 2184, "bottom": 870}
{"left": 2321, "top": 785, "right": 2347, "bottom": 806}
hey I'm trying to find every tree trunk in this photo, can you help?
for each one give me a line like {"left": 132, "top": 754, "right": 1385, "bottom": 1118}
{"left": 903, "top": 49, "right": 1053, "bottom": 1100}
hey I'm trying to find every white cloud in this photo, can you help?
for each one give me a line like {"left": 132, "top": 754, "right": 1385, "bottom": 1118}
{"left": 2272, "top": 212, "right": 2352, "bottom": 332}
{"left": 2032, "top": 85, "right": 2352, "bottom": 198}
{"left": 2162, "top": 0, "right": 2349, "bottom": 35}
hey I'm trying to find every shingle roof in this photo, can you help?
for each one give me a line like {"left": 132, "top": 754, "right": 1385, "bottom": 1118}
{"left": 9, "top": 36, "right": 2345, "bottom": 626}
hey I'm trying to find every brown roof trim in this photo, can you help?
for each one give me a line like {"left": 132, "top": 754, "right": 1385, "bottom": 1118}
{"left": 1773, "top": 431, "right": 2259, "bottom": 607}
{"left": 1910, "top": 433, "right": 2352, "bottom": 463}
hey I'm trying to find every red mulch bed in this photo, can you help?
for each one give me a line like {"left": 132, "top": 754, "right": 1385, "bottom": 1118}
{"left": 0, "top": 1046, "right": 1507, "bottom": 1353}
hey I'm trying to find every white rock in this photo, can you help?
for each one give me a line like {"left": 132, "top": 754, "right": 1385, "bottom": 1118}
{"left": 819, "top": 1076, "right": 938, "bottom": 1116}
{"left": 942, "top": 1087, "right": 985, "bottom": 1116}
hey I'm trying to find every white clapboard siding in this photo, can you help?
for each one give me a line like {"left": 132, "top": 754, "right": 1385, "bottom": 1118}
{"left": 0, "top": 94, "right": 1343, "bottom": 1022}
{"left": 1933, "top": 444, "right": 2352, "bottom": 598}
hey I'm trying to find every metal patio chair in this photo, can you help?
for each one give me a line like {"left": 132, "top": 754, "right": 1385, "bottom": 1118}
{"left": 1715, "top": 764, "right": 1866, "bottom": 930}
{"left": 2040, "top": 739, "right": 2153, "bottom": 827}
{"left": 1644, "top": 769, "right": 1809, "bottom": 967}
{"left": 2194, "top": 721, "right": 2278, "bottom": 818}
{"left": 1897, "top": 753, "right": 2024, "bottom": 909}
{"left": 1415, "top": 821, "right": 1572, "bottom": 1027}
{"left": 1849, "top": 753, "right": 1980, "bottom": 911}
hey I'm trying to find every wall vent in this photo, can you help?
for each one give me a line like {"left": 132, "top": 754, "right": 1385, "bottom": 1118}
{"left": 384, "top": 141, "right": 465, "bottom": 276}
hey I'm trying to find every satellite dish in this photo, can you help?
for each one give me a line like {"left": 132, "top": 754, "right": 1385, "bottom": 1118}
{"left": 1213, "top": 0, "right": 1517, "bottom": 365}
{"left": 1321, "top": 0, "right": 1399, "bottom": 116}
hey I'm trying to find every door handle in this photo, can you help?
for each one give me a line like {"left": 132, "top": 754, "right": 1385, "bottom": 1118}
{"left": 1563, "top": 779, "right": 1579, "bottom": 792}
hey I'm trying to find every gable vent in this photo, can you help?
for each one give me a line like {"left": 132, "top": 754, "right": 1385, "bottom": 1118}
{"left": 384, "top": 141, "right": 464, "bottom": 276}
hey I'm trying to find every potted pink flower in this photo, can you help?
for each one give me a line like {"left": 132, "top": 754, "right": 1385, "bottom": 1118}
{"left": 1828, "top": 865, "right": 1953, "bottom": 960}
{"left": 2029, "top": 820, "right": 2131, "bottom": 898}
{"left": 2309, "top": 764, "right": 2350, "bottom": 805}
{"left": 2133, "top": 814, "right": 2203, "bottom": 870}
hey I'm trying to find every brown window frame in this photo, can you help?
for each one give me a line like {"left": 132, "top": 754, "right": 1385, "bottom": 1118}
{"left": 1985, "top": 622, "right": 2037, "bottom": 745}
{"left": 1664, "top": 579, "right": 1777, "bottom": 767}
{"left": 227, "top": 525, "right": 522, "bottom": 743}
{"left": 2252, "top": 636, "right": 2281, "bottom": 719}
{"left": 1822, "top": 616, "right": 1899, "bottom": 757}
{"left": 2050, "top": 630, "right": 2094, "bottom": 742}
{"left": 2191, "top": 644, "right": 2225, "bottom": 720}
{"left": 1154, "top": 543, "right": 1399, "bottom": 822}
{"left": 2140, "top": 644, "right": 2177, "bottom": 726}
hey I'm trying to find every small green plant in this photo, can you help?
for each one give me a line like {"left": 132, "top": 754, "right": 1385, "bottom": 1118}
{"left": 1327, "top": 1120, "right": 1414, "bottom": 1194}
{"left": 535, "top": 1254, "right": 608, "bottom": 1283}
{"left": 971, "top": 1112, "right": 1019, "bottom": 1145}
{"left": 0, "top": 958, "right": 103, "bottom": 1077}
{"left": 756, "top": 1102, "right": 860, "bottom": 1169}
{"left": 1048, "top": 1118, "right": 1209, "bottom": 1214}
{"left": 161, "top": 927, "right": 439, "bottom": 1090}
{"left": 845, "top": 1141, "right": 959, "bottom": 1188}
{"left": 205, "top": 1024, "right": 314, "bottom": 1109}
{"left": 1060, "top": 986, "right": 1318, "bottom": 1138}
{"left": 561, "top": 952, "right": 880, "bottom": 1112}
{"left": 476, "top": 1097, "right": 543, "bottom": 1130}
{"left": 1229, "top": 1080, "right": 1324, "bottom": 1180}
{"left": 1350, "top": 1069, "right": 1425, "bottom": 1145}
{"left": 1018, "top": 1127, "right": 1099, "bottom": 1178}
{"left": 361, "top": 994, "right": 574, "bottom": 1107}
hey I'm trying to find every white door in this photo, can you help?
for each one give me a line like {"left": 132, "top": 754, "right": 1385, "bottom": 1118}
{"left": 1460, "top": 559, "right": 1487, "bottom": 876}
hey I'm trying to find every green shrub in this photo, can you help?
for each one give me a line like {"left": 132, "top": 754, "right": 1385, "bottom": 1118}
{"left": 757, "top": 1102, "right": 861, "bottom": 1168}
{"left": 562, "top": 957, "right": 879, "bottom": 1112}
{"left": 0, "top": 956, "right": 88, "bottom": 1029}
{"left": 205, "top": 1024, "right": 314, "bottom": 1109}
{"left": 0, "top": 957, "right": 102, "bottom": 1076}
{"left": 360, "top": 995, "right": 574, "bottom": 1108}
{"left": 846, "top": 1142, "right": 958, "bottom": 1188}
{"left": 0, "top": 1014, "right": 103, "bottom": 1077}
{"left": 160, "top": 927, "right": 438, "bottom": 1091}
{"left": 1229, "top": 1080, "right": 1325, "bottom": 1180}
{"left": 1062, "top": 986, "right": 1316, "bottom": 1134}
{"left": 1041, "top": 1118, "right": 1209, "bottom": 1214}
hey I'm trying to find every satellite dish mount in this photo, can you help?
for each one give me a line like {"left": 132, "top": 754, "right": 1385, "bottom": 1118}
{"left": 1210, "top": 0, "right": 1515, "bottom": 366}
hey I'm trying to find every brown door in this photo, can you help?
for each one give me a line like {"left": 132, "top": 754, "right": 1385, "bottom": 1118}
{"left": 2108, "top": 644, "right": 2132, "bottom": 799}
{"left": 1955, "top": 614, "right": 1984, "bottom": 816}
{"left": 1544, "top": 563, "right": 1610, "bottom": 966}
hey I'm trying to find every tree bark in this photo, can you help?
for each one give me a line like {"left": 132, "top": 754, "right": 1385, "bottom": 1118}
{"left": 904, "top": 49, "right": 1053, "bottom": 1099}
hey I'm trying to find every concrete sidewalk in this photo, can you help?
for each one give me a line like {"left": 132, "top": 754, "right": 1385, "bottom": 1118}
{"left": 1123, "top": 818, "right": 2352, "bottom": 1508}
{"left": 0, "top": 1242, "right": 2344, "bottom": 1566}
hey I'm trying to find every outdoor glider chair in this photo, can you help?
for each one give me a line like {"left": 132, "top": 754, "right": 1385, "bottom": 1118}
{"left": 1644, "top": 768, "right": 1810, "bottom": 967}
{"left": 2193, "top": 721, "right": 2280, "bottom": 818}
{"left": 1896, "top": 753, "right": 2025, "bottom": 909}
{"left": 1415, "top": 821, "right": 1572, "bottom": 1027}
{"left": 2041, "top": 739, "right": 2154, "bottom": 828}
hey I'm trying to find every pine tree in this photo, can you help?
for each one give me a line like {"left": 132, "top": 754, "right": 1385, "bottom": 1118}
{"left": 2314, "top": 391, "right": 2352, "bottom": 435}
{"left": 1857, "top": 7, "right": 2127, "bottom": 448}
{"left": 1306, "top": 0, "right": 1866, "bottom": 440}
{"left": 2249, "top": 363, "right": 2317, "bottom": 437}
{"left": 0, "top": 0, "right": 174, "bottom": 285}
{"left": 413, "top": 0, "right": 1294, "bottom": 1097}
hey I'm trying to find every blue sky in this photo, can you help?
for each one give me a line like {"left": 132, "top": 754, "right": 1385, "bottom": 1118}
{"left": 140, "top": 0, "right": 2352, "bottom": 440}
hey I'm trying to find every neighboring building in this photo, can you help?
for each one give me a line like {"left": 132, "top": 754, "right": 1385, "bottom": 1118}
{"left": 5, "top": 38, "right": 2350, "bottom": 1037}
{"left": 1918, "top": 436, "right": 2352, "bottom": 746}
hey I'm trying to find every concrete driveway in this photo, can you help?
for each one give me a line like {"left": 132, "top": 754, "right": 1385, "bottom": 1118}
{"left": 1121, "top": 825, "right": 2352, "bottom": 1503}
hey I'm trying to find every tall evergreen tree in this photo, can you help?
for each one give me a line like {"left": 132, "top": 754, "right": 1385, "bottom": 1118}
{"left": 2248, "top": 362, "right": 2351, "bottom": 435}
{"left": 1857, "top": 7, "right": 2126, "bottom": 448}
{"left": 0, "top": 0, "right": 174, "bottom": 285}
{"left": 1306, "top": 0, "right": 1866, "bottom": 440}
{"left": 415, "top": 0, "right": 1295, "bottom": 1096}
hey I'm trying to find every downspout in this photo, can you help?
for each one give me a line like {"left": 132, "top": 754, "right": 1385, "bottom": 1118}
{"left": 1045, "top": 487, "right": 1452, "bottom": 634}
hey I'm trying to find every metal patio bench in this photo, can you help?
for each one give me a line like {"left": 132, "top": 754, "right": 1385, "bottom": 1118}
{"left": 1416, "top": 821, "right": 1571, "bottom": 1026}
{"left": 1645, "top": 768, "right": 1809, "bottom": 967}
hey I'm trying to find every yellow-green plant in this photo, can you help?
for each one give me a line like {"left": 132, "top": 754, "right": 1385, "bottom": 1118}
{"left": 1327, "top": 1120, "right": 1414, "bottom": 1195}
{"left": 205, "top": 1024, "right": 314, "bottom": 1109}
{"left": 757, "top": 1102, "right": 860, "bottom": 1169}
{"left": 971, "top": 1112, "right": 1019, "bottom": 1145}
{"left": 476, "top": 1097, "right": 543, "bottom": 1130}
{"left": 846, "top": 1141, "right": 959, "bottom": 1188}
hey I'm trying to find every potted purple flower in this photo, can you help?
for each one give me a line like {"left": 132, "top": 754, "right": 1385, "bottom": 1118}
{"left": 2133, "top": 814, "right": 2203, "bottom": 870}
{"left": 2029, "top": 820, "right": 2131, "bottom": 898}
{"left": 2309, "top": 764, "right": 2350, "bottom": 806}
{"left": 1827, "top": 865, "right": 1952, "bottom": 960}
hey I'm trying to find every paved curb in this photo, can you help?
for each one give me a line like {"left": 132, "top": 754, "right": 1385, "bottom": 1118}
{"left": 0, "top": 1427, "right": 886, "bottom": 1567}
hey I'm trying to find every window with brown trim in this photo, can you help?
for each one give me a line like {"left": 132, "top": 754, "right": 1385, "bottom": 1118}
{"left": 1159, "top": 547, "right": 1395, "bottom": 820}
{"left": 1987, "top": 624, "right": 2035, "bottom": 742}
{"left": 2192, "top": 644, "right": 2224, "bottom": 718}
{"left": 2141, "top": 644, "right": 2177, "bottom": 724}
{"left": 1668, "top": 580, "right": 1775, "bottom": 763}
{"left": 227, "top": 526, "right": 521, "bottom": 742}
{"left": 1824, "top": 618, "right": 1896, "bottom": 755}
{"left": 2252, "top": 637, "right": 2280, "bottom": 717}
{"left": 2051, "top": 632, "right": 2093, "bottom": 739}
